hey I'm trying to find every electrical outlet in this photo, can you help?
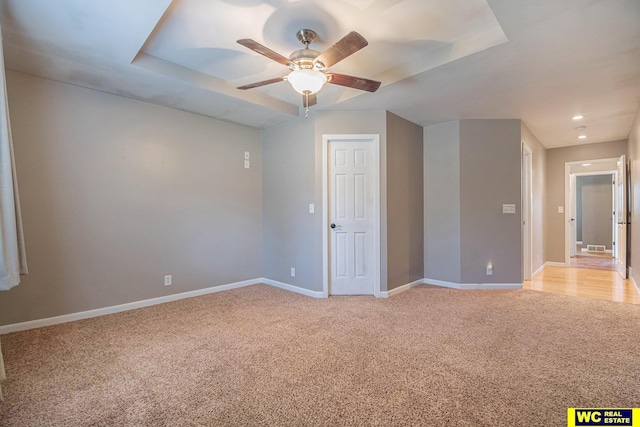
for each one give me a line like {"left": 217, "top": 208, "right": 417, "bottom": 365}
{"left": 244, "top": 151, "right": 250, "bottom": 160}
{"left": 486, "top": 263, "right": 493, "bottom": 276}
{"left": 164, "top": 275, "right": 172, "bottom": 286}
{"left": 290, "top": 268, "right": 296, "bottom": 277}
{"left": 309, "top": 204, "right": 314, "bottom": 213}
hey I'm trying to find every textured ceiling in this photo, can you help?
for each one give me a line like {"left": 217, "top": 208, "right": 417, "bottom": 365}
{"left": 1, "top": 0, "right": 639, "bottom": 148}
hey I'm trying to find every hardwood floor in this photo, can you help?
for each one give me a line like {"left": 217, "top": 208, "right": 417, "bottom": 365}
{"left": 524, "top": 266, "right": 640, "bottom": 304}
{"left": 569, "top": 252, "right": 616, "bottom": 271}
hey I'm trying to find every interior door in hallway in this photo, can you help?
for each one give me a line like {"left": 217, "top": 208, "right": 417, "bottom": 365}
{"left": 616, "top": 154, "right": 627, "bottom": 278}
{"left": 328, "top": 139, "right": 376, "bottom": 295}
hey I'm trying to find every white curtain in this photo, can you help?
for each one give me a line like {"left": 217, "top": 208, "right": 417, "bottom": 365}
{"left": 0, "top": 29, "right": 27, "bottom": 291}
{"left": 0, "top": 26, "right": 28, "bottom": 401}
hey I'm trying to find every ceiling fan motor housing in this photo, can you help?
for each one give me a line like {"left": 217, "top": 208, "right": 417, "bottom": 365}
{"left": 289, "top": 49, "right": 321, "bottom": 70}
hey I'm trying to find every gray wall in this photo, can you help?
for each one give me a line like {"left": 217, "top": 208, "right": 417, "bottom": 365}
{"left": 7, "top": 67, "right": 633, "bottom": 327}
{"left": 521, "top": 123, "right": 546, "bottom": 273}
{"left": 627, "top": 107, "right": 640, "bottom": 283}
{"left": 386, "top": 112, "right": 423, "bottom": 290}
{"left": 261, "top": 119, "right": 317, "bottom": 289}
{"left": 424, "top": 121, "right": 461, "bottom": 283}
{"left": 545, "top": 140, "right": 627, "bottom": 262}
{"left": 459, "top": 120, "right": 522, "bottom": 284}
{"left": 578, "top": 175, "right": 613, "bottom": 249}
{"left": 314, "top": 111, "right": 388, "bottom": 290}
{"left": 0, "top": 72, "right": 263, "bottom": 326}
{"left": 262, "top": 110, "right": 423, "bottom": 293}
{"left": 424, "top": 119, "right": 522, "bottom": 284}
{"left": 261, "top": 110, "right": 389, "bottom": 292}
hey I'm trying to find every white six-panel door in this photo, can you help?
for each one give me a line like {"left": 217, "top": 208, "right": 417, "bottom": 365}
{"left": 323, "top": 135, "right": 380, "bottom": 296}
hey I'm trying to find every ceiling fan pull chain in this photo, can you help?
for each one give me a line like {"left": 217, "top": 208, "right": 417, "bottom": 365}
{"left": 305, "top": 92, "right": 309, "bottom": 119}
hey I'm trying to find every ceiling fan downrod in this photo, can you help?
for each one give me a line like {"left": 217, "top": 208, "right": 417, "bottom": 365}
{"left": 296, "top": 29, "right": 317, "bottom": 49}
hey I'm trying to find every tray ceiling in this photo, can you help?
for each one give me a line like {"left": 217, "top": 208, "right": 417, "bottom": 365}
{"left": 1, "top": 0, "right": 639, "bottom": 147}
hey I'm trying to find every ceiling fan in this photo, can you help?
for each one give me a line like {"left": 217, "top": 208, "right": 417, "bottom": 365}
{"left": 236, "top": 29, "right": 381, "bottom": 116}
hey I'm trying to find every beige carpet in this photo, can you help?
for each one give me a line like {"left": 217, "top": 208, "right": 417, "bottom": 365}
{"left": 0, "top": 284, "right": 638, "bottom": 426}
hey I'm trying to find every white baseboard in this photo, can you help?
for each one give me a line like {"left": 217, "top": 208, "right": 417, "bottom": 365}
{"left": 260, "top": 278, "right": 324, "bottom": 298}
{"left": 629, "top": 267, "right": 640, "bottom": 295}
{"left": 423, "top": 279, "right": 460, "bottom": 289}
{"left": 0, "top": 272, "right": 527, "bottom": 335}
{"left": 532, "top": 264, "right": 545, "bottom": 278}
{"left": 424, "top": 278, "right": 522, "bottom": 290}
{"left": 531, "top": 261, "right": 564, "bottom": 278}
{"left": 0, "top": 278, "right": 263, "bottom": 335}
{"left": 380, "top": 279, "right": 425, "bottom": 298}
{"left": 544, "top": 261, "right": 566, "bottom": 268}
{"left": 0, "top": 278, "right": 337, "bottom": 335}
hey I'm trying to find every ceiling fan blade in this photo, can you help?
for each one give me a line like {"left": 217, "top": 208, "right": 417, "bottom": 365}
{"left": 237, "top": 76, "right": 286, "bottom": 90}
{"left": 237, "top": 39, "right": 292, "bottom": 66}
{"left": 302, "top": 92, "right": 317, "bottom": 108}
{"left": 326, "top": 73, "right": 381, "bottom": 92}
{"left": 313, "top": 31, "right": 368, "bottom": 69}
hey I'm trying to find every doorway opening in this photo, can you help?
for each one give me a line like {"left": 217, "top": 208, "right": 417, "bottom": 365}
{"left": 564, "top": 158, "right": 618, "bottom": 273}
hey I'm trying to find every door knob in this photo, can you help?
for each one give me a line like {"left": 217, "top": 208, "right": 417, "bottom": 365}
{"left": 330, "top": 223, "right": 337, "bottom": 229}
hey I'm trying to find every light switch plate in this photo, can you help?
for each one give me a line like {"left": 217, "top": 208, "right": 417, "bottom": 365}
{"left": 502, "top": 204, "right": 516, "bottom": 214}
{"left": 309, "top": 204, "right": 315, "bottom": 213}
{"left": 244, "top": 160, "right": 250, "bottom": 169}
{"left": 244, "top": 151, "right": 250, "bottom": 160}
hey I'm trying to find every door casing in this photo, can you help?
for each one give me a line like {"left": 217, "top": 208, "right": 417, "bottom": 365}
{"left": 564, "top": 158, "right": 618, "bottom": 266}
{"left": 616, "top": 154, "right": 627, "bottom": 278}
{"left": 522, "top": 142, "right": 532, "bottom": 281}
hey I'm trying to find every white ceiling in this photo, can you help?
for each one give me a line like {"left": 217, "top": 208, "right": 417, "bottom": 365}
{"left": 1, "top": 0, "right": 639, "bottom": 148}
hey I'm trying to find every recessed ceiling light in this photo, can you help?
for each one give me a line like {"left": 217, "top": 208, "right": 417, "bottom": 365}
{"left": 575, "top": 125, "right": 586, "bottom": 130}
{"left": 573, "top": 115, "right": 584, "bottom": 120}
{"left": 582, "top": 163, "right": 592, "bottom": 167}
{"left": 578, "top": 135, "right": 587, "bottom": 139}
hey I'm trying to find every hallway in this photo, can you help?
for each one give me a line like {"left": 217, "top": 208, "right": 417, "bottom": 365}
{"left": 524, "top": 266, "right": 640, "bottom": 304}
{"left": 569, "top": 252, "right": 616, "bottom": 271}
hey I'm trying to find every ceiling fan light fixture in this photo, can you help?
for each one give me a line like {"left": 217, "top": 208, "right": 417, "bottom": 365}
{"left": 287, "top": 69, "right": 326, "bottom": 94}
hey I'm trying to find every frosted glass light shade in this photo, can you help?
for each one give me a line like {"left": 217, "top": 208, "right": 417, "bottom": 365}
{"left": 287, "top": 69, "right": 326, "bottom": 94}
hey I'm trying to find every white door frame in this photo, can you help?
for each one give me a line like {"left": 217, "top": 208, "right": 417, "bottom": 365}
{"left": 322, "top": 134, "right": 381, "bottom": 298}
{"left": 570, "top": 173, "right": 577, "bottom": 257}
{"left": 522, "top": 142, "right": 532, "bottom": 281}
{"left": 612, "top": 174, "right": 617, "bottom": 259}
{"left": 616, "top": 155, "right": 627, "bottom": 278}
{"left": 564, "top": 158, "right": 618, "bottom": 266}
